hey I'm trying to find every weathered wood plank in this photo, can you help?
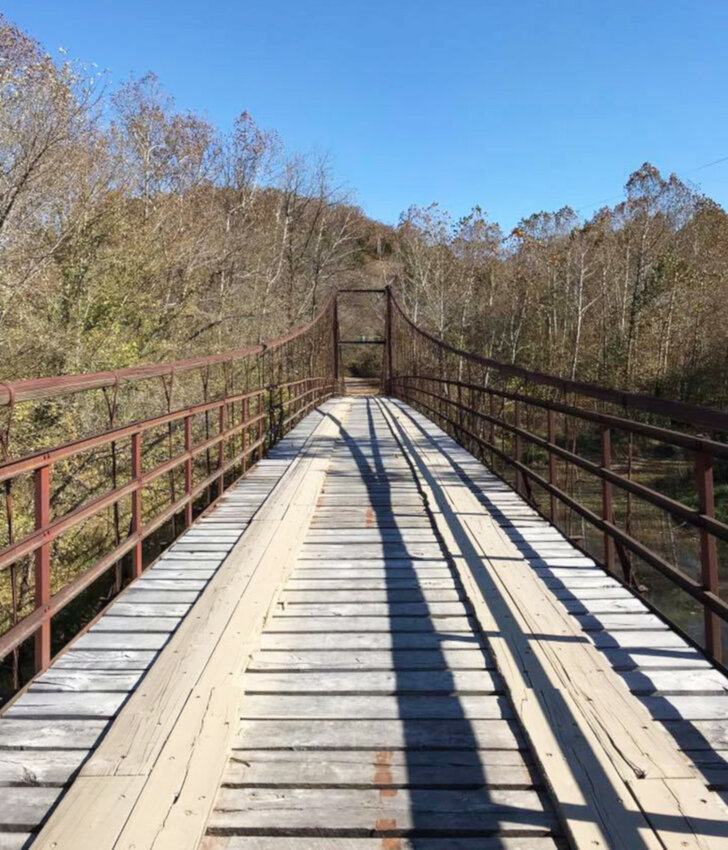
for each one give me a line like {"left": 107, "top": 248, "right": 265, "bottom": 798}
{"left": 280, "top": 588, "right": 463, "bottom": 603}
{"left": 285, "top": 578, "right": 457, "bottom": 590}
{"left": 234, "top": 717, "right": 523, "bottom": 750}
{"left": 260, "top": 631, "right": 486, "bottom": 651}
{"left": 73, "top": 631, "right": 170, "bottom": 651}
{"left": 207, "top": 787, "right": 556, "bottom": 834}
{"left": 0, "top": 749, "right": 87, "bottom": 784}
{"left": 31, "top": 669, "right": 143, "bottom": 692}
{"left": 621, "top": 669, "right": 728, "bottom": 695}
{"left": 201, "top": 838, "right": 559, "bottom": 850}
{"left": 3, "top": 691, "right": 127, "bottom": 719}
{"left": 0, "top": 786, "right": 64, "bottom": 830}
{"left": 247, "top": 649, "right": 491, "bottom": 671}
{"left": 273, "top": 602, "right": 469, "bottom": 617}
{"left": 221, "top": 748, "right": 534, "bottom": 788}
{"left": 53, "top": 650, "right": 158, "bottom": 670}
{"left": 0, "top": 718, "right": 106, "bottom": 749}
{"left": 242, "top": 670, "right": 500, "bottom": 694}
{"left": 90, "top": 615, "right": 181, "bottom": 632}
{"left": 239, "top": 694, "right": 511, "bottom": 720}
{"left": 0, "top": 833, "right": 33, "bottom": 850}
{"left": 299, "top": 543, "right": 444, "bottom": 559}
{"left": 264, "top": 616, "right": 476, "bottom": 633}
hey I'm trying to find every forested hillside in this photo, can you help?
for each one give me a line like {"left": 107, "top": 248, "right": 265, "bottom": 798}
{"left": 3, "top": 17, "right": 728, "bottom": 407}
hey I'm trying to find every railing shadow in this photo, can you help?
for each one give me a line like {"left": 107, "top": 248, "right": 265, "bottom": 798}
{"left": 381, "top": 396, "right": 728, "bottom": 845}
{"left": 332, "top": 398, "right": 554, "bottom": 842}
{"left": 414, "top": 408, "right": 728, "bottom": 797}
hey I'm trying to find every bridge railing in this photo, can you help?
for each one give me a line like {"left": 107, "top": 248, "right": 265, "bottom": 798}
{"left": 386, "top": 286, "right": 728, "bottom": 665}
{"left": 0, "top": 296, "right": 338, "bottom": 697}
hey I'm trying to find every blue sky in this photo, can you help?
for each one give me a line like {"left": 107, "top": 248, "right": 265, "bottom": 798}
{"left": 5, "top": 0, "right": 727, "bottom": 230}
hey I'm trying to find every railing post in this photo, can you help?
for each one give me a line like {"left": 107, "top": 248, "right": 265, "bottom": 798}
{"left": 547, "top": 409, "right": 557, "bottom": 524}
{"left": 384, "top": 287, "right": 393, "bottom": 395}
{"left": 267, "top": 385, "right": 275, "bottom": 448}
{"left": 34, "top": 465, "right": 51, "bottom": 672}
{"left": 456, "top": 382, "right": 463, "bottom": 438}
{"left": 696, "top": 448, "right": 722, "bottom": 662}
{"left": 514, "top": 400, "right": 523, "bottom": 496}
{"left": 131, "top": 431, "right": 143, "bottom": 577}
{"left": 183, "top": 417, "right": 193, "bottom": 527}
{"left": 257, "top": 393, "right": 264, "bottom": 461}
{"left": 241, "top": 397, "right": 248, "bottom": 475}
{"left": 600, "top": 425, "right": 616, "bottom": 574}
{"left": 333, "top": 296, "right": 341, "bottom": 395}
{"left": 489, "top": 392, "right": 496, "bottom": 470}
{"left": 218, "top": 402, "right": 226, "bottom": 499}
{"left": 280, "top": 386, "right": 285, "bottom": 434}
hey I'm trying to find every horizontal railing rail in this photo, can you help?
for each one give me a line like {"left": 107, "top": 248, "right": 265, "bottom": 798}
{"left": 385, "top": 286, "right": 728, "bottom": 665}
{"left": 387, "top": 289, "right": 728, "bottom": 432}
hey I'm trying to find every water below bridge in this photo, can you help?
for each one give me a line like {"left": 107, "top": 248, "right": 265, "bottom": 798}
{"left": 1, "top": 397, "right": 727, "bottom": 849}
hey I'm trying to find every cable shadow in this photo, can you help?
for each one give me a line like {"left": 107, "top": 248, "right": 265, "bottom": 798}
{"left": 330, "top": 398, "right": 556, "bottom": 843}
{"left": 382, "top": 397, "right": 728, "bottom": 844}
{"left": 396, "top": 400, "right": 728, "bottom": 797}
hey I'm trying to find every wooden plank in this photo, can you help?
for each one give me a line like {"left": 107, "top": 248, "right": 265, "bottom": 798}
{"left": 0, "top": 834, "right": 33, "bottom": 850}
{"left": 108, "top": 602, "right": 192, "bottom": 617}
{"left": 591, "top": 630, "right": 694, "bottom": 649}
{"left": 145, "top": 567, "right": 217, "bottom": 579}
{"left": 73, "top": 631, "right": 170, "bottom": 651}
{"left": 621, "top": 669, "right": 728, "bottom": 695}
{"left": 29, "top": 775, "right": 145, "bottom": 850}
{"left": 30, "top": 669, "right": 143, "bottom": 692}
{"left": 90, "top": 615, "right": 181, "bottom": 632}
{"left": 0, "top": 749, "right": 87, "bottom": 784}
{"left": 280, "top": 588, "right": 463, "bottom": 602}
{"left": 292, "top": 559, "right": 450, "bottom": 570}
{"left": 0, "top": 786, "right": 64, "bottom": 831}
{"left": 260, "top": 632, "right": 486, "bottom": 651}
{"left": 129, "top": 577, "right": 206, "bottom": 589}
{"left": 285, "top": 578, "right": 457, "bottom": 590}
{"left": 0, "top": 718, "right": 106, "bottom": 749}
{"left": 207, "top": 787, "right": 556, "bottom": 834}
{"left": 663, "top": 720, "right": 728, "bottom": 751}
{"left": 239, "top": 694, "right": 512, "bottom": 720}
{"left": 263, "top": 616, "right": 476, "bottom": 633}
{"left": 304, "top": 529, "right": 438, "bottom": 542}
{"left": 200, "top": 838, "right": 559, "bottom": 850}
{"left": 299, "top": 543, "right": 444, "bottom": 559}
{"left": 234, "top": 718, "right": 523, "bottom": 750}
{"left": 242, "top": 670, "right": 500, "bottom": 693}
{"left": 247, "top": 649, "right": 492, "bottom": 671}
{"left": 600, "top": 647, "right": 711, "bottom": 670}
{"left": 290, "top": 568, "right": 454, "bottom": 580}
{"left": 272, "top": 602, "right": 469, "bottom": 617}
{"left": 3, "top": 692, "right": 127, "bottom": 719}
{"left": 641, "top": 696, "right": 728, "bottom": 721}
{"left": 53, "top": 649, "right": 158, "bottom": 670}
{"left": 220, "top": 748, "right": 534, "bottom": 788}
{"left": 686, "top": 751, "right": 728, "bottom": 788}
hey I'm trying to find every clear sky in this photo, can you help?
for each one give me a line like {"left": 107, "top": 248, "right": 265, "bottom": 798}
{"left": 5, "top": 0, "right": 727, "bottom": 229}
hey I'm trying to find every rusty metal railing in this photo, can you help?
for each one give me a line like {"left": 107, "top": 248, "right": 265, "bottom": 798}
{"left": 384, "top": 286, "right": 728, "bottom": 665}
{"left": 0, "top": 295, "right": 338, "bottom": 696}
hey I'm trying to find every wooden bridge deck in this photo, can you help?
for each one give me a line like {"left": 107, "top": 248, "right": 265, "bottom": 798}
{"left": 1, "top": 397, "right": 728, "bottom": 849}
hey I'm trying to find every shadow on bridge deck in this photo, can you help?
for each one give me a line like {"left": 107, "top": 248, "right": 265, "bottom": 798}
{"left": 381, "top": 397, "right": 728, "bottom": 848}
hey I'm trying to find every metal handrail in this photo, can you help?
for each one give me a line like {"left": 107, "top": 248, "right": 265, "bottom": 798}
{"left": 0, "top": 298, "right": 338, "bottom": 691}
{"left": 385, "top": 285, "right": 727, "bottom": 664}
